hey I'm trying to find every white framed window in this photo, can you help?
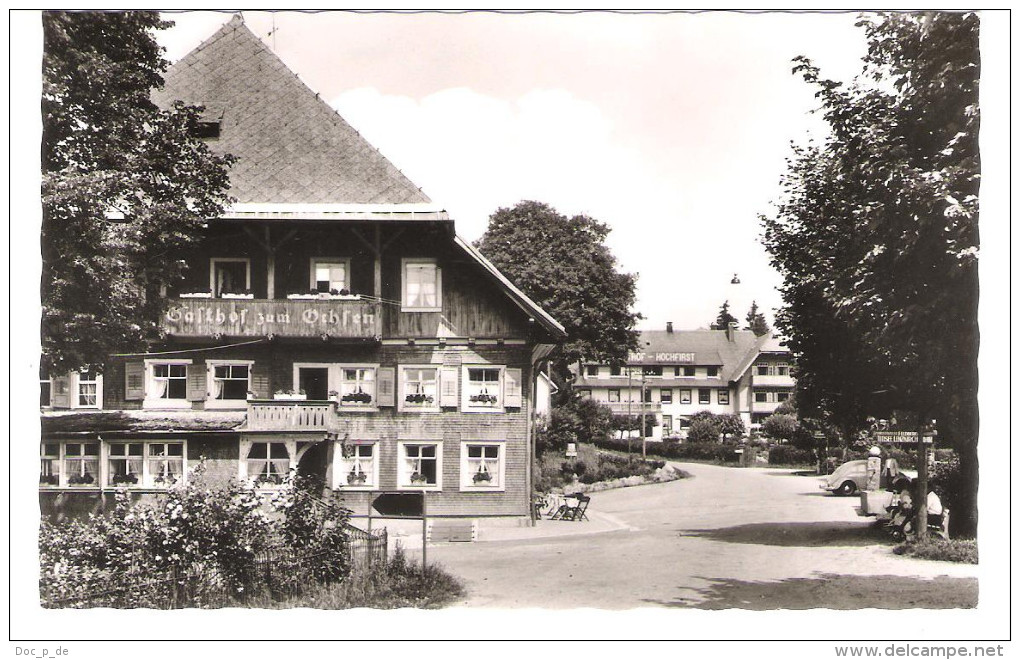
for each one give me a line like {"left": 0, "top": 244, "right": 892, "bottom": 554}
{"left": 576, "top": 388, "right": 591, "bottom": 398}
{"left": 245, "top": 441, "right": 292, "bottom": 486}
{"left": 338, "top": 366, "right": 377, "bottom": 409}
{"left": 660, "top": 388, "right": 673, "bottom": 404}
{"left": 337, "top": 441, "right": 378, "bottom": 489}
{"left": 608, "top": 389, "right": 621, "bottom": 403}
{"left": 40, "top": 442, "right": 60, "bottom": 487}
{"left": 75, "top": 370, "right": 101, "bottom": 408}
{"left": 679, "top": 389, "right": 692, "bottom": 404}
{"left": 681, "top": 366, "right": 696, "bottom": 377}
{"left": 707, "top": 366, "right": 719, "bottom": 378}
{"left": 145, "top": 360, "right": 192, "bottom": 409}
{"left": 63, "top": 442, "right": 100, "bottom": 487}
{"left": 698, "top": 388, "right": 711, "bottom": 405}
{"left": 585, "top": 365, "right": 599, "bottom": 377}
{"left": 400, "top": 366, "right": 439, "bottom": 412}
{"left": 717, "top": 389, "right": 730, "bottom": 405}
{"left": 207, "top": 360, "right": 253, "bottom": 408}
{"left": 755, "top": 391, "right": 769, "bottom": 403}
{"left": 663, "top": 415, "right": 673, "bottom": 434}
{"left": 642, "top": 366, "right": 663, "bottom": 377}
{"left": 401, "top": 259, "right": 441, "bottom": 311}
{"left": 462, "top": 365, "right": 504, "bottom": 412}
{"left": 398, "top": 441, "right": 442, "bottom": 489}
{"left": 310, "top": 258, "right": 350, "bottom": 294}
{"left": 777, "top": 391, "right": 791, "bottom": 402}
{"left": 460, "top": 442, "right": 504, "bottom": 491}
{"left": 210, "top": 257, "right": 251, "bottom": 297}
{"left": 107, "top": 441, "right": 186, "bottom": 488}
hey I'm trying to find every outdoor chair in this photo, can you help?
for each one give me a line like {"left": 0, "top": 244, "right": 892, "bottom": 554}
{"left": 561, "top": 493, "right": 590, "bottom": 521}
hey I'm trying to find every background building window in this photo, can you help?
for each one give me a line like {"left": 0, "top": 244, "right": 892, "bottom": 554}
{"left": 683, "top": 366, "right": 696, "bottom": 377}
{"left": 608, "top": 389, "right": 621, "bottom": 403}
{"left": 707, "top": 366, "right": 719, "bottom": 377}
{"left": 610, "top": 366, "right": 622, "bottom": 376}
{"left": 755, "top": 391, "right": 768, "bottom": 403}
{"left": 642, "top": 366, "right": 663, "bottom": 377}
{"left": 777, "top": 392, "right": 791, "bottom": 402}
{"left": 679, "top": 389, "right": 692, "bottom": 404}
{"left": 660, "top": 389, "right": 673, "bottom": 404}
{"left": 698, "top": 389, "right": 711, "bottom": 405}
{"left": 403, "top": 260, "right": 440, "bottom": 310}
{"left": 662, "top": 415, "right": 673, "bottom": 434}
{"left": 576, "top": 389, "right": 591, "bottom": 398}
{"left": 717, "top": 389, "right": 730, "bottom": 405}
{"left": 586, "top": 365, "right": 598, "bottom": 377}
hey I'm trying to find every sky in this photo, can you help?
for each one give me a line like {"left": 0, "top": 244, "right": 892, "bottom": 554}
{"left": 155, "top": 10, "right": 872, "bottom": 333}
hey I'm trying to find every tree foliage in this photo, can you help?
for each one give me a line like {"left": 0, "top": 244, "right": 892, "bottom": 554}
{"left": 761, "top": 12, "right": 979, "bottom": 534}
{"left": 474, "top": 201, "right": 641, "bottom": 372}
{"left": 745, "top": 301, "right": 770, "bottom": 337}
{"left": 42, "top": 11, "right": 235, "bottom": 372}
{"left": 762, "top": 413, "right": 799, "bottom": 442}
{"left": 710, "top": 300, "right": 738, "bottom": 330}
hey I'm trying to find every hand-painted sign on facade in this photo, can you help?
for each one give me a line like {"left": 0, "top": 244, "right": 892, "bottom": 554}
{"left": 627, "top": 352, "right": 696, "bottom": 364}
{"left": 163, "top": 300, "right": 380, "bottom": 338}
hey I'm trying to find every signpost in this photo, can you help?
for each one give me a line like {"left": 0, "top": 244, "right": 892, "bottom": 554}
{"left": 369, "top": 491, "right": 428, "bottom": 567}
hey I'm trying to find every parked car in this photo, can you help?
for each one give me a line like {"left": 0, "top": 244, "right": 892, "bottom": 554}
{"left": 821, "top": 459, "right": 916, "bottom": 496}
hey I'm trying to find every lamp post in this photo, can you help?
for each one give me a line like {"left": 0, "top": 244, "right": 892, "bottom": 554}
{"left": 640, "top": 375, "right": 647, "bottom": 459}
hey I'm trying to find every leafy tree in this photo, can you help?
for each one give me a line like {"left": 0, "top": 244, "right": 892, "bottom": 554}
{"left": 762, "top": 413, "right": 799, "bottom": 442}
{"left": 717, "top": 413, "right": 746, "bottom": 441}
{"left": 42, "top": 11, "right": 235, "bottom": 372}
{"left": 687, "top": 411, "right": 721, "bottom": 443}
{"left": 745, "top": 301, "right": 770, "bottom": 337}
{"left": 762, "top": 12, "right": 979, "bottom": 535}
{"left": 710, "top": 300, "right": 738, "bottom": 330}
{"left": 474, "top": 201, "right": 641, "bottom": 373}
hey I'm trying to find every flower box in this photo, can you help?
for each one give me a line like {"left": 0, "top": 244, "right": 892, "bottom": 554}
{"left": 221, "top": 293, "right": 254, "bottom": 299}
{"left": 39, "top": 474, "right": 59, "bottom": 486}
{"left": 341, "top": 390, "right": 373, "bottom": 405}
{"left": 179, "top": 292, "right": 212, "bottom": 299}
{"left": 68, "top": 474, "right": 95, "bottom": 486}
{"left": 112, "top": 474, "right": 139, "bottom": 486}
{"left": 409, "top": 473, "right": 429, "bottom": 485}
{"left": 274, "top": 392, "right": 307, "bottom": 400}
{"left": 405, "top": 394, "right": 435, "bottom": 405}
{"left": 469, "top": 393, "right": 499, "bottom": 405}
{"left": 347, "top": 472, "right": 368, "bottom": 485}
{"left": 472, "top": 471, "right": 493, "bottom": 484}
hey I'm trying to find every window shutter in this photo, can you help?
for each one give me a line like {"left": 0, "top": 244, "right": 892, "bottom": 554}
{"left": 504, "top": 368, "right": 523, "bottom": 408}
{"left": 250, "top": 369, "right": 269, "bottom": 400}
{"left": 51, "top": 375, "right": 71, "bottom": 408}
{"left": 124, "top": 362, "right": 145, "bottom": 401}
{"left": 187, "top": 365, "right": 207, "bottom": 402}
{"left": 440, "top": 367, "right": 459, "bottom": 408}
{"left": 377, "top": 367, "right": 395, "bottom": 407}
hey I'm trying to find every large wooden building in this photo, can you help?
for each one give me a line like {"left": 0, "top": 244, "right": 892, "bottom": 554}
{"left": 573, "top": 323, "right": 794, "bottom": 440}
{"left": 40, "top": 16, "right": 564, "bottom": 523}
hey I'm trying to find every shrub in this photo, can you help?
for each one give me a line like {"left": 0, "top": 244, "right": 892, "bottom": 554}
{"left": 687, "top": 418, "right": 721, "bottom": 443}
{"left": 718, "top": 414, "right": 746, "bottom": 441}
{"left": 768, "top": 444, "right": 816, "bottom": 466}
{"left": 893, "top": 537, "right": 978, "bottom": 564}
{"left": 762, "top": 414, "right": 799, "bottom": 442}
{"left": 589, "top": 435, "right": 742, "bottom": 464}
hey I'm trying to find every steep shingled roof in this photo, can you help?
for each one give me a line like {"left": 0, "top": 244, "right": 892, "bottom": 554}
{"left": 630, "top": 329, "right": 765, "bottom": 382}
{"left": 152, "top": 15, "right": 431, "bottom": 205}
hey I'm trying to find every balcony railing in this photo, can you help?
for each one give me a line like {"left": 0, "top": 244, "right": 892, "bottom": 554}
{"left": 244, "top": 400, "right": 340, "bottom": 431}
{"left": 162, "top": 298, "right": 381, "bottom": 339}
{"left": 753, "top": 375, "right": 796, "bottom": 387}
{"left": 603, "top": 402, "right": 662, "bottom": 415}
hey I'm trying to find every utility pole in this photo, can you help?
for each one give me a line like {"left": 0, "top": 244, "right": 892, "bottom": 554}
{"left": 640, "top": 375, "right": 647, "bottom": 459}
{"left": 915, "top": 411, "right": 929, "bottom": 540}
{"left": 627, "top": 369, "right": 632, "bottom": 458}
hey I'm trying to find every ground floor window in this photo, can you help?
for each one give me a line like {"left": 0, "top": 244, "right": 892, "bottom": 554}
{"left": 41, "top": 440, "right": 183, "bottom": 488}
{"left": 399, "top": 442, "right": 442, "bottom": 489}
{"left": 460, "top": 442, "right": 504, "bottom": 490}
{"left": 662, "top": 415, "right": 673, "bottom": 434}
{"left": 209, "top": 362, "right": 251, "bottom": 404}
{"left": 64, "top": 442, "right": 100, "bottom": 487}
{"left": 338, "top": 441, "right": 377, "bottom": 488}
{"left": 246, "top": 442, "right": 291, "bottom": 486}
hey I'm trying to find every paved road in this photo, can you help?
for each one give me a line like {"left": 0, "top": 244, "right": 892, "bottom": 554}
{"left": 426, "top": 462, "right": 979, "bottom": 609}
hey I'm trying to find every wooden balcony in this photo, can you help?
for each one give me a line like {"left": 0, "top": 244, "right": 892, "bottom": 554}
{"left": 162, "top": 298, "right": 381, "bottom": 339}
{"left": 244, "top": 400, "right": 340, "bottom": 432}
{"left": 604, "top": 402, "right": 662, "bottom": 415}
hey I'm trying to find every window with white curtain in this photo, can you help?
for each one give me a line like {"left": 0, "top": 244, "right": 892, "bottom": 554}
{"left": 247, "top": 442, "right": 291, "bottom": 486}
{"left": 402, "top": 259, "right": 441, "bottom": 311}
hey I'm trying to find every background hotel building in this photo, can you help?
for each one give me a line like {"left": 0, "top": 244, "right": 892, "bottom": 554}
{"left": 573, "top": 322, "right": 795, "bottom": 440}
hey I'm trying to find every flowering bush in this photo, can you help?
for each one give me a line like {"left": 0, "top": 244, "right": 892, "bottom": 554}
{"left": 39, "top": 463, "right": 353, "bottom": 608}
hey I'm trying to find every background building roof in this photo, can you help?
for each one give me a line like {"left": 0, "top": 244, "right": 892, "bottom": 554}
{"left": 152, "top": 15, "right": 431, "bottom": 206}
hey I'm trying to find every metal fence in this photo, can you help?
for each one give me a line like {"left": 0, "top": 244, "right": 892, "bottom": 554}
{"left": 41, "top": 524, "right": 388, "bottom": 609}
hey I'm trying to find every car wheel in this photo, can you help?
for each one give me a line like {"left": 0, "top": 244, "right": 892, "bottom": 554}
{"left": 836, "top": 480, "right": 857, "bottom": 496}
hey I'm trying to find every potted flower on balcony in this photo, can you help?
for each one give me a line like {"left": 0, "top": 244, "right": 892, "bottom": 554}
{"left": 39, "top": 474, "right": 59, "bottom": 486}
{"left": 221, "top": 288, "right": 254, "bottom": 300}
{"left": 274, "top": 389, "right": 307, "bottom": 401}
{"left": 179, "top": 288, "right": 212, "bottom": 299}
{"left": 405, "top": 393, "right": 434, "bottom": 405}
{"left": 410, "top": 471, "right": 429, "bottom": 485}
{"left": 287, "top": 290, "right": 319, "bottom": 300}
{"left": 347, "top": 470, "right": 368, "bottom": 485}
{"left": 68, "top": 473, "right": 94, "bottom": 485}
{"left": 341, "top": 388, "right": 373, "bottom": 405}
{"left": 112, "top": 473, "right": 138, "bottom": 486}
{"left": 472, "top": 470, "right": 493, "bottom": 484}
